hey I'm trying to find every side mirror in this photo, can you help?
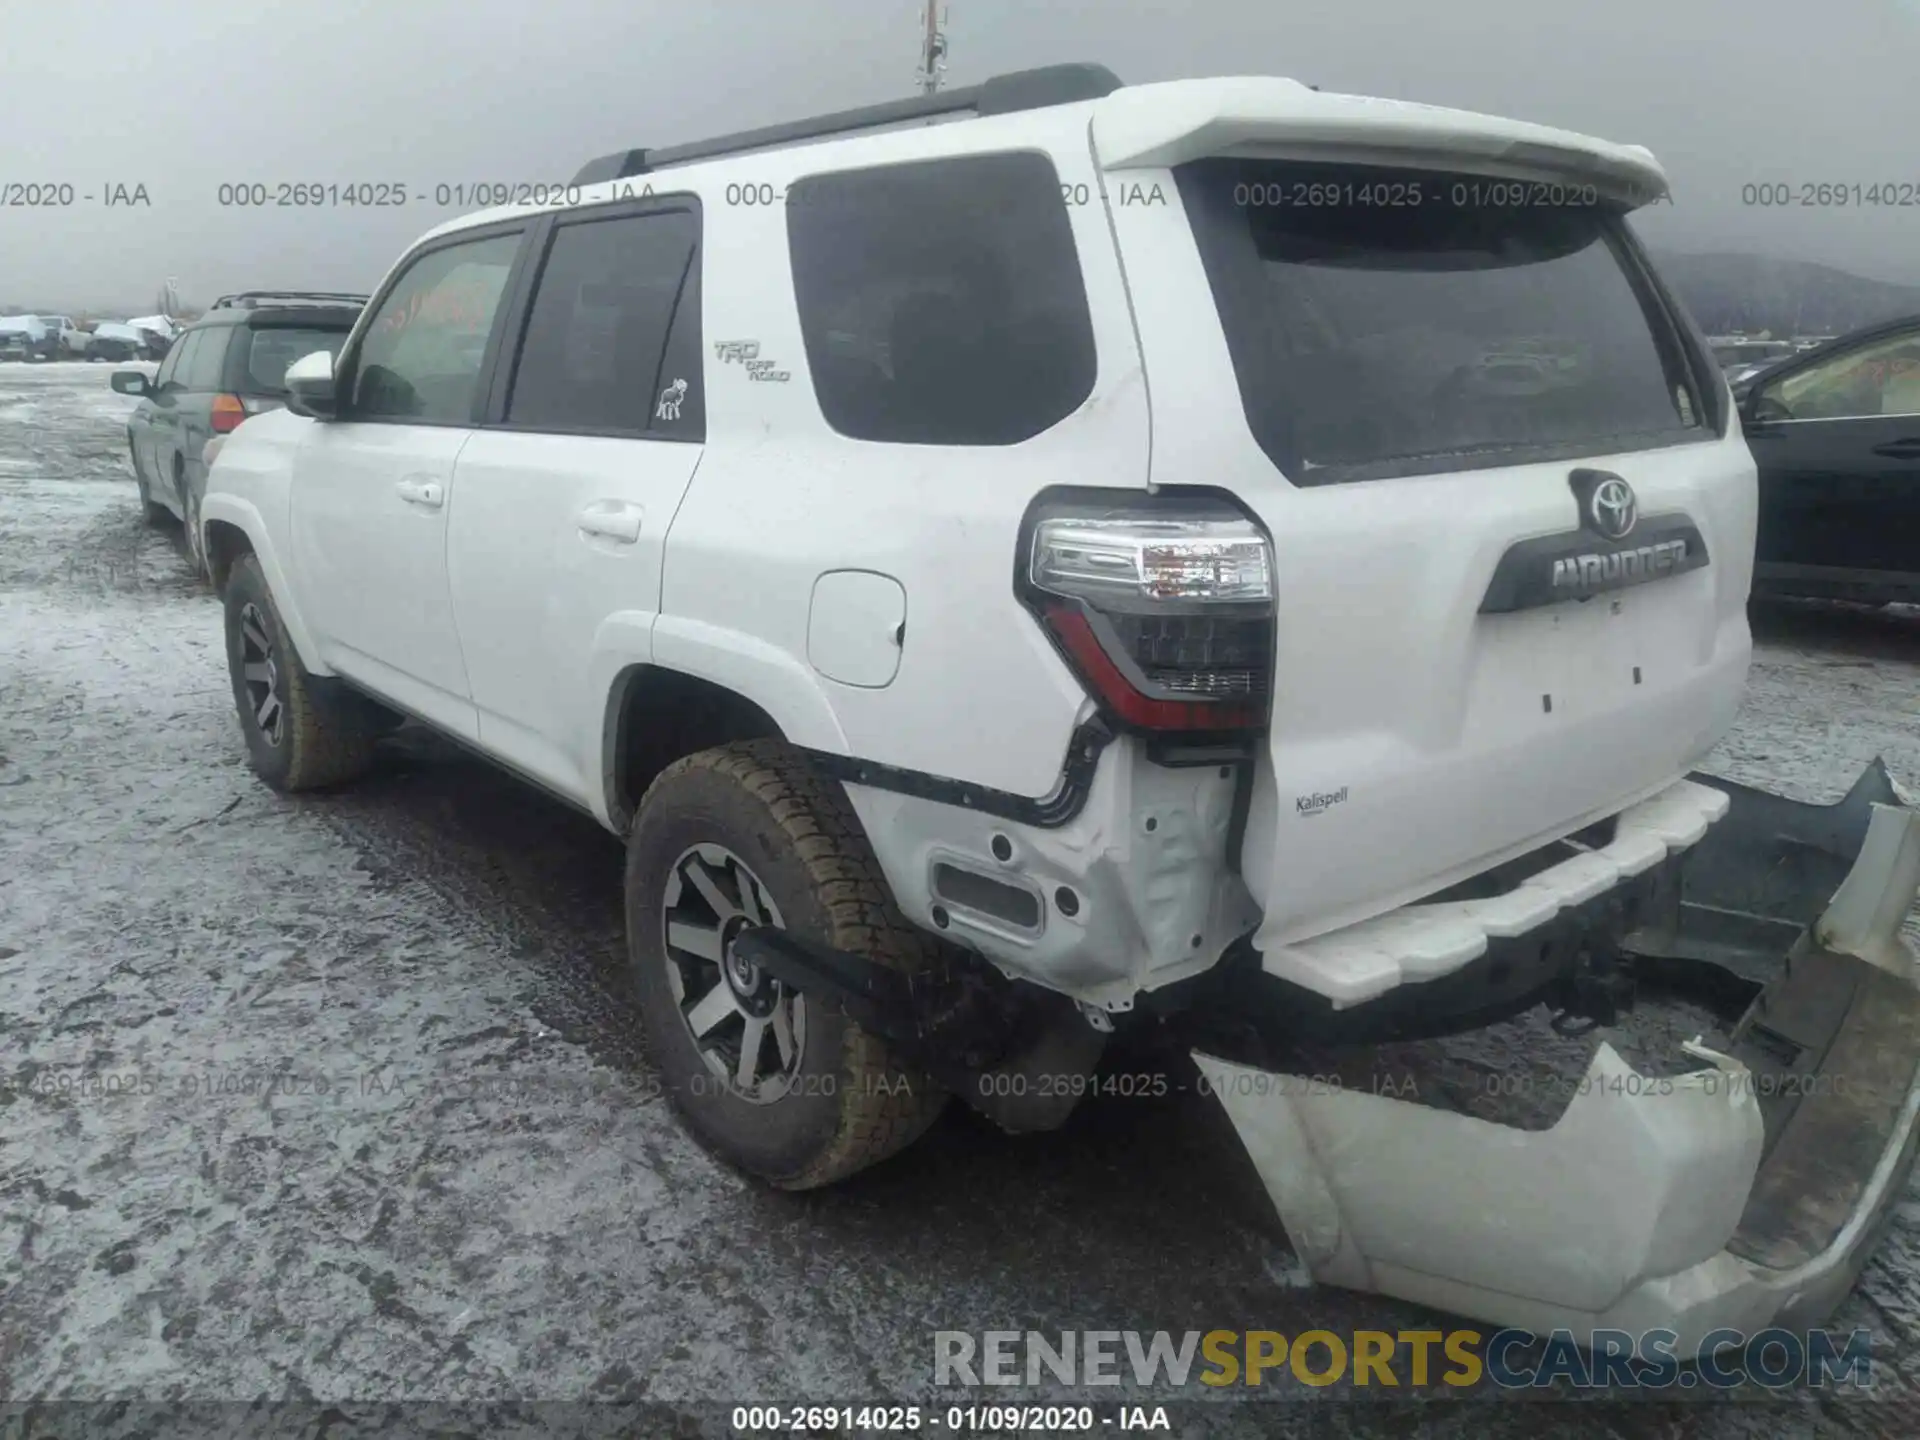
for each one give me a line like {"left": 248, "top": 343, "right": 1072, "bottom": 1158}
{"left": 110, "top": 370, "right": 153, "bottom": 398}
{"left": 284, "top": 349, "right": 339, "bottom": 420}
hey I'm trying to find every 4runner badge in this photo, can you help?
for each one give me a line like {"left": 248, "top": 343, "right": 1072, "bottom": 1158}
{"left": 1296, "top": 787, "right": 1349, "bottom": 818}
{"left": 655, "top": 378, "right": 687, "bottom": 421}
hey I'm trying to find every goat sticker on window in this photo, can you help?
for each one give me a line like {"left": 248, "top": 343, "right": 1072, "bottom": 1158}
{"left": 656, "top": 378, "right": 688, "bottom": 422}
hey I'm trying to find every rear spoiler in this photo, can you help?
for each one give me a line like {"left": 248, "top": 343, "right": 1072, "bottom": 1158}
{"left": 1090, "top": 78, "right": 1669, "bottom": 208}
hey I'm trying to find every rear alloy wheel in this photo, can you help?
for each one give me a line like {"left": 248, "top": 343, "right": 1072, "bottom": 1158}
{"left": 223, "top": 555, "right": 379, "bottom": 791}
{"left": 662, "top": 844, "right": 809, "bottom": 1104}
{"left": 627, "top": 741, "right": 947, "bottom": 1188}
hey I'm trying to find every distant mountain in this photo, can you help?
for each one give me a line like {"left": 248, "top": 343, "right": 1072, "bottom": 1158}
{"left": 1651, "top": 251, "right": 1920, "bottom": 338}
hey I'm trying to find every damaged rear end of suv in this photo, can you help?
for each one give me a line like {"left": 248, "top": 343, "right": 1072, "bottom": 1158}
{"left": 202, "top": 61, "right": 1920, "bottom": 1361}
{"left": 715, "top": 71, "right": 1920, "bottom": 1356}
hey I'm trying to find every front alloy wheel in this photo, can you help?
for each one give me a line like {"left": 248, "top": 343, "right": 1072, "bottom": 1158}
{"left": 661, "top": 844, "right": 806, "bottom": 1103}
{"left": 237, "top": 602, "right": 284, "bottom": 747}
{"left": 222, "top": 555, "right": 378, "bottom": 792}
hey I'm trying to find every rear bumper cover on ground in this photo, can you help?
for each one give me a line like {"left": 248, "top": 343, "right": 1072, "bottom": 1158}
{"left": 1199, "top": 767, "right": 1920, "bottom": 1356}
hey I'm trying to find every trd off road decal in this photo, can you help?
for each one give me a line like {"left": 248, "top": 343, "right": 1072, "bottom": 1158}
{"left": 712, "top": 339, "right": 790, "bottom": 382}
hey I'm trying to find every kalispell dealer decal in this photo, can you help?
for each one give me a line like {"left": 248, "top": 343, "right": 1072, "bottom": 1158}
{"left": 1296, "top": 786, "right": 1349, "bottom": 817}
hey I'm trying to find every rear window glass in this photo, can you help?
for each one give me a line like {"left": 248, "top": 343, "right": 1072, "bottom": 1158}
{"left": 786, "top": 151, "right": 1097, "bottom": 446}
{"left": 245, "top": 327, "right": 350, "bottom": 392}
{"left": 1177, "top": 159, "right": 1709, "bottom": 483}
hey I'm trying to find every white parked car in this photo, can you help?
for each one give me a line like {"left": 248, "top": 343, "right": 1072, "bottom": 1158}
{"left": 196, "top": 64, "right": 1920, "bottom": 1352}
{"left": 125, "top": 315, "right": 181, "bottom": 358}
{"left": 36, "top": 314, "right": 86, "bottom": 357}
{"left": 0, "top": 314, "right": 52, "bottom": 361}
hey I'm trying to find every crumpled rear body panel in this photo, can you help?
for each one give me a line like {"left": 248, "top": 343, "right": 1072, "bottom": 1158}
{"left": 1200, "top": 766, "right": 1920, "bottom": 1355}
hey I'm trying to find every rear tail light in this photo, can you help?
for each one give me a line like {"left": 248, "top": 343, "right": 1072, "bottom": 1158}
{"left": 1021, "top": 494, "right": 1275, "bottom": 734}
{"left": 210, "top": 393, "right": 248, "bottom": 433}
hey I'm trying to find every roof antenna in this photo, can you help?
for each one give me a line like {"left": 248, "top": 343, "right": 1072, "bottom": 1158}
{"left": 917, "top": 2, "right": 949, "bottom": 95}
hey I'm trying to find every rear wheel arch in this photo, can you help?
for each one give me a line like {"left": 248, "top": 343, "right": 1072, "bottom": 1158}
{"left": 602, "top": 665, "right": 787, "bottom": 833}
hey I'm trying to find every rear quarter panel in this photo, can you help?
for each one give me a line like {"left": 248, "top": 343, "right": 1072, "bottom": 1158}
{"left": 656, "top": 110, "right": 1149, "bottom": 797}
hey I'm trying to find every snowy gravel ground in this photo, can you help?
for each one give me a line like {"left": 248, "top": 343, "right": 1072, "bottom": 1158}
{"left": 3, "top": 361, "right": 1919, "bottom": 1434}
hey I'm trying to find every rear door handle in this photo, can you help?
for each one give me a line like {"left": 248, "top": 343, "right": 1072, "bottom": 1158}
{"left": 396, "top": 477, "right": 444, "bottom": 509}
{"left": 1870, "top": 439, "right": 1920, "bottom": 460}
{"left": 577, "top": 500, "right": 643, "bottom": 544}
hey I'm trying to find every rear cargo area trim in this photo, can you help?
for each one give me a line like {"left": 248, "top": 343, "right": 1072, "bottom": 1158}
{"left": 1260, "top": 777, "right": 1732, "bottom": 1007}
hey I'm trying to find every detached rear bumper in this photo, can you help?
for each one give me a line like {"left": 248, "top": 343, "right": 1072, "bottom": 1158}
{"left": 1200, "top": 777, "right": 1920, "bottom": 1356}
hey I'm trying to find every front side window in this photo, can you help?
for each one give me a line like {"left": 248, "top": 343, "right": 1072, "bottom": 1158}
{"left": 1179, "top": 159, "right": 1709, "bottom": 483}
{"left": 351, "top": 232, "right": 521, "bottom": 422}
{"left": 1757, "top": 329, "right": 1920, "bottom": 421}
{"left": 786, "top": 151, "right": 1097, "bottom": 445}
{"left": 507, "top": 207, "right": 702, "bottom": 437}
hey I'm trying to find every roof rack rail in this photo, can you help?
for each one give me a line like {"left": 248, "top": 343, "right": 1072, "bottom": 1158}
{"left": 209, "top": 291, "right": 370, "bottom": 311}
{"left": 571, "top": 62, "right": 1124, "bottom": 185}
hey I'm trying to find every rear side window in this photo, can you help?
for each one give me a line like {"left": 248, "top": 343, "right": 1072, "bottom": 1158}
{"left": 243, "top": 326, "right": 351, "bottom": 394}
{"left": 153, "top": 334, "right": 188, "bottom": 387}
{"left": 786, "top": 151, "right": 1096, "bottom": 445}
{"left": 182, "top": 330, "right": 230, "bottom": 391}
{"left": 506, "top": 206, "right": 703, "bottom": 438}
{"left": 1178, "top": 159, "right": 1710, "bottom": 484}
{"left": 163, "top": 330, "right": 205, "bottom": 388}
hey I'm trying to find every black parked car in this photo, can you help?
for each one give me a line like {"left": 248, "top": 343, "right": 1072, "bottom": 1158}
{"left": 113, "top": 292, "right": 365, "bottom": 572}
{"left": 1738, "top": 313, "right": 1920, "bottom": 605}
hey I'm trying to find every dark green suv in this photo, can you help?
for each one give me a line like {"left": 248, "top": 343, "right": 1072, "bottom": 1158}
{"left": 115, "top": 292, "right": 365, "bottom": 572}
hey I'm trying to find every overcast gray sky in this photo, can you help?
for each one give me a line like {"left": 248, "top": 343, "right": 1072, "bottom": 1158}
{"left": 4, "top": 0, "right": 1919, "bottom": 311}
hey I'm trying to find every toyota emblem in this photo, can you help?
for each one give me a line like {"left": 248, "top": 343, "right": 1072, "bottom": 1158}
{"left": 1588, "top": 477, "right": 1637, "bottom": 540}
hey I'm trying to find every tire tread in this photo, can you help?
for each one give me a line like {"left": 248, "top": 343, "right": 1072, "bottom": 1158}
{"left": 638, "top": 739, "right": 947, "bottom": 1189}
{"left": 228, "top": 555, "right": 377, "bottom": 791}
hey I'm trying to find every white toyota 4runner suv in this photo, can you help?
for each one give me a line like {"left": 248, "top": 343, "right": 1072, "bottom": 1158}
{"left": 200, "top": 65, "right": 1920, "bottom": 1353}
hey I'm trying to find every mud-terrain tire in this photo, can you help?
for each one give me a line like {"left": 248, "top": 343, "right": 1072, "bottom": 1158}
{"left": 627, "top": 740, "right": 948, "bottom": 1189}
{"left": 131, "top": 443, "right": 167, "bottom": 524}
{"left": 223, "top": 555, "right": 379, "bottom": 792}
